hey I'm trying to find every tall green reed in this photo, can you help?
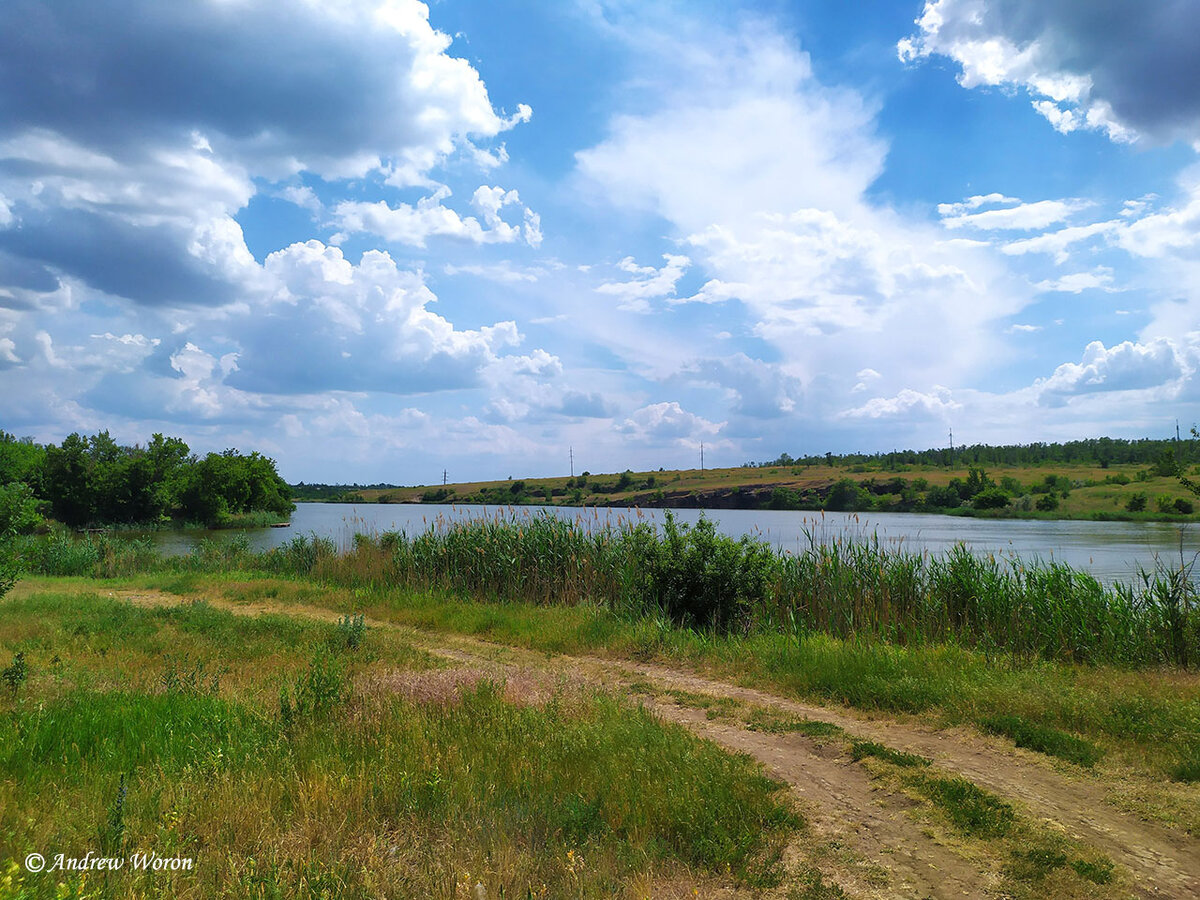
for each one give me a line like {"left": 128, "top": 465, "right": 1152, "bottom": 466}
{"left": 13, "top": 511, "right": 1199, "bottom": 667}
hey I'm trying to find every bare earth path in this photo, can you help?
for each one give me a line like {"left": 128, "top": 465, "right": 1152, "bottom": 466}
{"left": 116, "top": 589, "right": 1200, "bottom": 899}
{"left": 572, "top": 656, "right": 1200, "bottom": 899}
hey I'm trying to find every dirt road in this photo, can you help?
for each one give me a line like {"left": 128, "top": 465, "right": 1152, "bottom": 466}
{"left": 116, "top": 590, "right": 1200, "bottom": 899}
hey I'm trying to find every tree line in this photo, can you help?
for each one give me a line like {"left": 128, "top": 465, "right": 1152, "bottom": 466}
{"left": 0, "top": 430, "right": 294, "bottom": 531}
{"left": 755, "top": 436, "right": 1196, "bottom": 470}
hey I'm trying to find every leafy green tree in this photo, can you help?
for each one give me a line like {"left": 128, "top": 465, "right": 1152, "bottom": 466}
{"left": 824, "top": 478, "right": 871, "bottom": 511}
{"left": 0, "top": 543, "right": 15, "bottom": 603}
{"left": 963, "top": 467, "right": 995, "bottom": 499}
{"left": 1177, "top": 427, "right": 1200, "bottom": 499}
{"left": 1125, "top": 494, "right": 1148, "bottom": 512}
{"left": 146, "top": 434, "right": 191, "bottom": 511}
{"left": 42, "top": 433, "right": 97, "bottom": 527}
{"left": 178, "top": 449, "right": 294, "bottom": 525}
{"left": 0, "top": 431, "right": 46, "bottom": 489}
{"left": 972, "top": 486, "right": 1010, "bottom": 510}
{"left": 769, "top": 487, "right": 800, "bottom": 510}
{"left": 1152, "top": 448, "right": 1180, "bottom": 478}
{"left": 925, "top": 483, "right": 961, "bottom": 508}
{"left": 1035, "top": 493, "right": 1059, "bottom": 512}
{"left": 0, "top": 482, "right": 43, "bottom": 534}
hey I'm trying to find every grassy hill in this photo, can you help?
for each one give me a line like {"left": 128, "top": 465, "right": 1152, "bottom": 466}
{"left": 297, "top": 458, "right": 1199, "bottom": 522}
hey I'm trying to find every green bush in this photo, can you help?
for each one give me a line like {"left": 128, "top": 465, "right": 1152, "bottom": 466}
{"left": 824, "top": 478, "right": 871, "bottom": 511}
{"left": 1125, "top": 493, "right": 1148, "bottom": 512}
{"left": 924, "top": 484, "right": 961, "bottom": 508}
{"left": 336, "top": 613, "right": 367, "bottom": 650}
{"left": 638, "top": 514, "right": 774, "bottom": 630}
{"left": 1176, "top": 498, "right": 1195, "bottom": 515}
{"left": 0, "top": 481, "right": 42, "bottom": 534}
{"left": 2, "top": 651, "right": 28, "bottom": 695}
{"left": 972, "top": 487, "right": 1010, "bottom": 510}
{"left": 1035, "top": 493, "right": 1059, "bottom": 511}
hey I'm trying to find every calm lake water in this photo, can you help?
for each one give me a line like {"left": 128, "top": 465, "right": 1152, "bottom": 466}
{"left": 147, "top": 502, "right": 1198, "bottom": 586}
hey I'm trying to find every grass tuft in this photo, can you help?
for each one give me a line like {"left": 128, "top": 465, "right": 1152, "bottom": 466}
{"left": 1006, "top": 847, "right": 1068, "bottom": 880}
{"left": 1170, "top": 745, "right": 1200, "bottom": 783}
{"left": 981, "top": 714, "right": 1105, "bottom": 767}
{"left": 850, "top": 740, "right": 931, "bottom": 768}
{"left": 918, "top": 775, "right": 1015, "bottom": 837}
{"left": 745, "top": 709, "right": 844, "bottom": 737}
{"left": 1071, "top": 858, "right": 1115, "bottom": 885}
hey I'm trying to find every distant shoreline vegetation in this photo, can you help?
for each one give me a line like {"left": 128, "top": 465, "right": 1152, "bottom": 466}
{"left": 288, "top": 437, "right": 1198, "bottom": 523}
{"left": 0, "top": 430, "right": 294, "bottom": 533}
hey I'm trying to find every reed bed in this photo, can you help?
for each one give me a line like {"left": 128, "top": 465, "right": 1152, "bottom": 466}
{"left": 13, "top": 510, "right": 1199, "bottom": 667}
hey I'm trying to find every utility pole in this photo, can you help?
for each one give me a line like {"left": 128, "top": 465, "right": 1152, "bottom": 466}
{"left": 949, "top": 427, "right": 954, "bottom": 455}
{"left": 569, "top": 446, "right": 574, "bottom": 478}
{"left": 700, "top": 441, "right": 705, "bottom": 472}
{"left": 442, "top": 469, "right": 447, "bottom": 486}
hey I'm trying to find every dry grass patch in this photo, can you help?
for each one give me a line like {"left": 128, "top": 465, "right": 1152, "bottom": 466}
{"left": 359, "top": 664, "right": 589, "bottom": 709}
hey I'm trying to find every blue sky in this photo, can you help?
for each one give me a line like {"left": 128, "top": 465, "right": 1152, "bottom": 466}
{"left": 2, "top": 0, "right": 1200, "bottom": 483}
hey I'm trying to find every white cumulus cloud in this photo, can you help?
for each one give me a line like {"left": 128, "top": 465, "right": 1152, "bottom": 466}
{"left": 333, "top": 185, "right": 541, "bottom": 249}
{"left": 616, "top": 401, "right": 723, "bottom": 444}
{"left": 840, "top": 386, "right": 960, "bottom": 420}
{"left": 1036, "top": 339, "right": 1186, "bottom": 406}
{"left": 595, "top": 254, "right": 691, "bottom": 312}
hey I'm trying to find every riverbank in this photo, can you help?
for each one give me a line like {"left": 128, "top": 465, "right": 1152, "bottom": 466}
{"left": 302, "top": 461, "right": 1199, "bottom": 524}
{"left": 12, "top": 512, "right": 1199, "bottom": 668}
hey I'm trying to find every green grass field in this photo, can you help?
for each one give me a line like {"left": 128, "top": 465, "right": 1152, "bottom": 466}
{"left": 0, "top": 589, "right": 799, "bottom": 899}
